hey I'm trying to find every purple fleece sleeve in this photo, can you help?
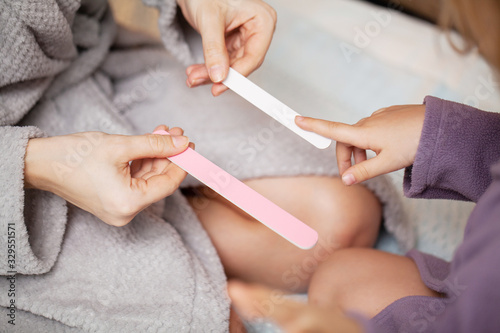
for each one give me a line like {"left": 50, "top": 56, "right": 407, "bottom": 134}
{"left": 432, "top": 161, "right": 500, "bottom": 332}
{"left": 404, "top": 96, "right": 500, "bottom": 202}
{"left": 343, "top": 97, "right": 500, "bottom": 333}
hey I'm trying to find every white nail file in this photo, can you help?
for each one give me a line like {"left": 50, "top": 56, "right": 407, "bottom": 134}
{"left": 222, "top": 68, "right": 332, "bottom": 149}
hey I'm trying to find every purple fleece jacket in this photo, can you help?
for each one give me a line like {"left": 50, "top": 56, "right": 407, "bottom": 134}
{"left": 359, "top": 96, "right": 500, "bottom": 333}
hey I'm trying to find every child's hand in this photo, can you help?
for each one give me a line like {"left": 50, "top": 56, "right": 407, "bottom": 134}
{"left": 296, "top": 105, "right": 426, "bottom": 185}
{"left": 24, "top": 125, "right": 191, "bottom": 226}
{"left": 228, "top": 280, "right": 363, "bottom": 333}
{"left": 178, "top": 0, "right": 277, "bottom": 96}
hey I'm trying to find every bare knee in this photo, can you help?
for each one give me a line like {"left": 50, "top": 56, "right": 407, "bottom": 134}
{"left": 310, "top": 180, "right": 382, "bottom": 250}
{"left": 308, "top": 248, "right": 441, "bottom": 318}
{"left": 308, "top": 248, "right": 361, "bottom": 308}
{"left": 185, "top": 177, "right": 383, "bottom": 293}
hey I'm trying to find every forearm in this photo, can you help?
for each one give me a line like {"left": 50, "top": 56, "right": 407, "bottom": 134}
{"left": 20, "top": 129, "right": 189, "bottom": 227}
{"left": 0, "top": 126, "right": 68, "bottom": 275}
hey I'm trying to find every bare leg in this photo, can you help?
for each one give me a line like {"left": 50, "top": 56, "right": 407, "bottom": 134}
{"left": 187, "top": 176, "right": 382, "bottom": 292}
{"left": 308, "top": 248, "right": 442, "bottom": 318}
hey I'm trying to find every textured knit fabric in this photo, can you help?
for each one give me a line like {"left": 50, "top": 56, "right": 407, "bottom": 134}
{"left": 0, "top": 0, "right": 411, "bottom": 331}
{"left": 0, "top": 1, "right": 228, "bottom": 332}
{"left": 365, "top": 96, "right": 500, "bottom": 332}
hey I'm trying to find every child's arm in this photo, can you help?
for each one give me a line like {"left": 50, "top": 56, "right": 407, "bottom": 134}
{"left": 295, "top": 104, "right": 426, "bottom": 186}
{"left": 296, "top": 96, "right": 500, "bottom": 202}
{"left": 403, "top": 96, "right": 500, "bottom": 202}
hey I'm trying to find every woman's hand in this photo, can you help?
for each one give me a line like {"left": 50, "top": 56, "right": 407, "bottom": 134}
{"left": 296, "top": 105, "right": 426, "bottom": 185}
{"left": 177, "top": 0, "right": 277, "bottom": 96}
{"left": 24, "top": 125, "right": 191, "bottom": 226}
{"left": 228, "top": 281, "right": 363, "bottom": 333}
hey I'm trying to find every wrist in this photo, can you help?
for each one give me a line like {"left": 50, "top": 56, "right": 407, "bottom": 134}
{"left": 24, "top": 138, "right": 53, "bottom": 191}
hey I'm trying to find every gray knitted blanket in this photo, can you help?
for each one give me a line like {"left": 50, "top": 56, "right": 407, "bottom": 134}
{"left": 0, "top": 0, "right": 411, "bottom": 331}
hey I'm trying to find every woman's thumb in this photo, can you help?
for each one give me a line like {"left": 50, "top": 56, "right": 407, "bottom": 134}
{"left": 120, "top": 134, "right": 189, "bottom": 161}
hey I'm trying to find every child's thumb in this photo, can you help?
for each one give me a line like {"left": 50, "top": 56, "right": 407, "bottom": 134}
{"left": 341, "top": 155, "right": 388, "bottom": 185}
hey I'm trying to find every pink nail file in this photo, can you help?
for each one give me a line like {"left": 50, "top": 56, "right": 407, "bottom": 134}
{"left": 154, "top": 130, "right": 318, "bottom": 250}
{"left": 222, "top": 68, "right": 332, "bottom": 150}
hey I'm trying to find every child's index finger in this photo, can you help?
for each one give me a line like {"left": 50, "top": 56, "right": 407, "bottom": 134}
{"left": 295, "top": 116, "right": 361, "bottom": 147}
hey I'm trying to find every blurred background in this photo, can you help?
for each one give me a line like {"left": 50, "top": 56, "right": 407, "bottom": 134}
{"left": 109, "top": 0, "right": 442, "bottom": 35}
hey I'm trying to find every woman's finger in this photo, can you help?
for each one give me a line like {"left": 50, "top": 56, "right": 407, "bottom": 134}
{"left": 140, "top": 160, "right": 171, "bottom": 180}
{"left": 211, "top": 83, "right": 230, "bottom": 96}
{"left": 186, "top": 64, "right": 210, "bottom": 87}
{"left": 136, "top": 162, "right": 188, "bottom": 204}
{"left": 197, "top": 4, "right": 229, "bottom": 83}
{"left": 168, "top": 127, "right": 185, "bottom": 136}
{"left": 153, "top": 124, "right": 169, "bottom": 132}
{"left": 134, "top": 158, "right": 154, "bottom": 178}
{"left": 185, "top": 64, "right": 228, "bottom": 95}
{"left": 228, "top": 24, "right": 275, "bottom": 78}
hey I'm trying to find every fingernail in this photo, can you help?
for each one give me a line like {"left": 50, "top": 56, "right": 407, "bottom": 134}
{"left": 209, "top": 65, "right": 225, "bottom": 82}
{"left": 172, "top": 135, "right": 189, "bottom": 148}
{"left": 296, "top": 116, "right": 304, "bottom": 122}
{"left": 189, "top": 79, "right": 199, "bottom": 88}
{"left": 342, "top": 174, "right": 356, "bottom": 186}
